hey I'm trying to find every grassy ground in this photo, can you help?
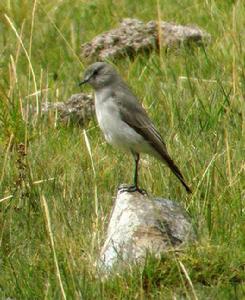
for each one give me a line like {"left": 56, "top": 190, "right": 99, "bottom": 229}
{"left": 0, "top": 0, "right": 244, "bottom": 299}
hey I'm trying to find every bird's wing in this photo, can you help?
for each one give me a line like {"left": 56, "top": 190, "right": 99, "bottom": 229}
{"left": 115, "top": 86, "right": 192, "bottom": 193}
{"left": 115, "top": 86, "right": 168, "bottom": 156}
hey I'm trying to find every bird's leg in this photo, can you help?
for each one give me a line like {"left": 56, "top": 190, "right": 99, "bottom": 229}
{"left": 118, "top": 153, "right": 147, "bottom": 195}
{"left": 133, "top": 153, "right": 139, "bottom": 189}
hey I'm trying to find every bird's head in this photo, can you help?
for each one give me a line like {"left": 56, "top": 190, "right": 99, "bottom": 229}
{"left": 79, "top": 62, "right": 119, "bottom": 90}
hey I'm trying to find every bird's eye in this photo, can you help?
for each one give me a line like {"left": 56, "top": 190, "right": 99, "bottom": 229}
{"left": 93, "top": 69, "right": 99, "bottom": 76}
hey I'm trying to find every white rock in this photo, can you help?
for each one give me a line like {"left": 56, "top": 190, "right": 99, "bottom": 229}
{"left": 98, "top": 188, "right": 196, "bottom": 271}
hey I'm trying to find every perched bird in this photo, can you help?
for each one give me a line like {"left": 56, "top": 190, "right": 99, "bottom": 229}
{"left": 79, "top": 62, "right": 191, "bottom": 194}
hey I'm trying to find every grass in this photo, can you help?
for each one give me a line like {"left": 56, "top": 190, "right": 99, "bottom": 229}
{"left": 0, "top": 0, "right": 244, "bottom": 299}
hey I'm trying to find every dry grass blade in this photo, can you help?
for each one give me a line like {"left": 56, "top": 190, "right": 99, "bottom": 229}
{"left": 4, "top": 14, "right": 39, "bottom": 122}
{"left": 41, "top": 195, "right": 67, "bottom": 300}
{"left": 0, "top": 133, "right": 14, "bottom": 184}
{"left": 179, "top": 260, "right": 198, "bottom": 300}
{"left": 0, "top": 195, "right": 13, "bottom": 203}
{"left": 83, "top": 129, "right": 98, "bottom": 217}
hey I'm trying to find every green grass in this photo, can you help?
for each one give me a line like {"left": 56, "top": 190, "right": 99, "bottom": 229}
{"left": 0, "top": 0, "right": 244, "bottom": 299}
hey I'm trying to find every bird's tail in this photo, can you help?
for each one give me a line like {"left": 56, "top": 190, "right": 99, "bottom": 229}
{"left": 162, "top": 153, "right": 192, "bottom": 194}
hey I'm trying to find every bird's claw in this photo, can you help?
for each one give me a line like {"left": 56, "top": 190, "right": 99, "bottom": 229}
{"left": 118, "top": 184, "right": 147, "bottom": 195}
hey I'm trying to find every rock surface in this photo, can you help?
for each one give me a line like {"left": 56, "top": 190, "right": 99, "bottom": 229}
{"left": 81, "top": 18, "right": 211, "bottom": 61}
{"left": 98, "top": 188, "right": 196, "bottom": 272}
{"left": 41, "top": 93, "right": 95, "bottom": 126}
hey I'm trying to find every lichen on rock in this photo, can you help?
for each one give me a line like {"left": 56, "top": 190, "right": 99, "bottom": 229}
{"left": 81, "top": 18, "right": 211, "bottom": 61}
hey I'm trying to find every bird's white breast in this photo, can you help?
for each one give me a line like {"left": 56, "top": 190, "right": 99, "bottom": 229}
{"left": 95, "top": 92, "right": 123, "bottom": 145}
{"left": 94, "top": 91, "right": 153, "bottom": 155}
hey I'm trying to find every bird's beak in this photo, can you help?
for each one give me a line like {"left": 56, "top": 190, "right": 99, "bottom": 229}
{"left": 78, "top": 78, "right": 89, "bottom": 86}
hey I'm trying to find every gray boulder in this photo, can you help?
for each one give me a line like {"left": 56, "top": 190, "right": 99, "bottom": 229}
{"left": 41, "top": 93, "right": 95, "bottom": 126}
{"left": 82, "top": 18, "right": 211, "bottom": 61}
{"left": 98, "top": 187, "right": 196, "bottom": 272}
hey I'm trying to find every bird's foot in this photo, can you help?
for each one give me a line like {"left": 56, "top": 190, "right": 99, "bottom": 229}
{"left": 118, "top": 184, "right": 147, "bottom": 195}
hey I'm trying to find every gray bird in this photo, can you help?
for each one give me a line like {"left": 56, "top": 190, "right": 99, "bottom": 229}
{"left": 79, "top": 62, "right": 191, "bottom": 194}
